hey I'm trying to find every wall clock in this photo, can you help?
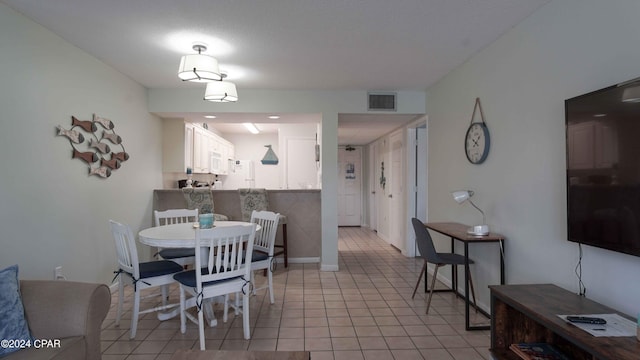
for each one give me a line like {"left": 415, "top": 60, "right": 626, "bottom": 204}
{"left": 464, "top": 98, "right": 490, "bottom": 164}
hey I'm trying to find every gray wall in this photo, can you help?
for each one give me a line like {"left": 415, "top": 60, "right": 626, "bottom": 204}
{"left": 0, "top": 4, "right": 164, "bottom": 284}
{"left": 426, "top": 0, "right": 640, "bottom": 315}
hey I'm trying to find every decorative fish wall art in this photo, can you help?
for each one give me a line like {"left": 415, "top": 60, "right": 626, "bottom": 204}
{"left": 56, "top": 126, "right": 85, "bottom": 144}
{"left": 57, "top": 113, "right": 130, "bottom": 179}
{"left": 88, "top": 138, "right": 111, "bottom": 154}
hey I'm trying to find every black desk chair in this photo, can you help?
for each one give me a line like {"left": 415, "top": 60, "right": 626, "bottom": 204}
{"left": 411, "top": 218, "right": 477, "bottom": 314}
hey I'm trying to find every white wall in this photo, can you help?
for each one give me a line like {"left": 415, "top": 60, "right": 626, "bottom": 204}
{"left": 221, "top": 133, "right": 280, "bottom": 189}
{"left": 0, "top": 4, "right": 163, "bottom": 284}
{"left": 426, "top": 0, "right": 640, "bottom": 315}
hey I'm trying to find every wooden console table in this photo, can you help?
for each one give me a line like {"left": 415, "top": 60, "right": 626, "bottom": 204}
{"left": 490, "top": 284, "right": 639, "bottom": 360}
{"left": 424, "top": 222, "right": 505, "bottom": 330}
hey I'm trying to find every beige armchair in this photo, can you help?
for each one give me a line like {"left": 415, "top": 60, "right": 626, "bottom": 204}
{"left": 7, "top": 280, "right": 110, "bottom": 360}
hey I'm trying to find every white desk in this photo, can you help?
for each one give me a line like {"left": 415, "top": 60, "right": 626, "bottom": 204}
{"left": 138, "top": 221, "right": 258, "bottom": 325}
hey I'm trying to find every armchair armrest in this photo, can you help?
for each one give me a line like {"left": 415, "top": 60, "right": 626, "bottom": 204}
{"left": 20, "top": 280, "right": 110, "bottom": 360}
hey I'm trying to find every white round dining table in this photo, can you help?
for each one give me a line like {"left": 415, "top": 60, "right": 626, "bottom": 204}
{"left": 137, "top": 221, "right": 259, "bottom": 325}
{"left": 138, "top": 221, "right": 259, "bottom": 248}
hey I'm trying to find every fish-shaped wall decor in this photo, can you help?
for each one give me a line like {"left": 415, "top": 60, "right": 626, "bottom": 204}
{"left": 101, "top": 158, "right": 121, "bottom": 169}
{"left": 72, "top": 149, "right": 98, "bottom": 164}
{"left": 93, "top": 114, "right": 114, "bottom": 130}
{"left": 71, "top": 116, "right": 97, "bottom": 133}
{"left": 88, "top": 138, "right": 111, "bottom": 154}
{"left": 89, "top": 166, "right": 112, "bottom": 178}
{"left": 62, "top": 113, "right": 127, "bottom": 179}
{"left": 102, "top": 131, "right": 122, "bottom": 144}
{"left": 111, "top": 152, "right": 130, "bottom": 162}
{"left": 56, "top": 125, "right": 85, "bottom": 144}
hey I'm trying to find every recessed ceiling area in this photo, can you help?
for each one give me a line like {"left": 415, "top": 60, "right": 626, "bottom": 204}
{"left": 155, "top": 112, "right": 423, "bottom": 145}
{"left": 338, "top": 114, "right": 424, "bottom": 145}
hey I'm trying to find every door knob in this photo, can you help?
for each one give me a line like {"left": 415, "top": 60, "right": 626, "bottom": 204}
{"left": 388, "top": 194, "right": 393, "bottom": 198}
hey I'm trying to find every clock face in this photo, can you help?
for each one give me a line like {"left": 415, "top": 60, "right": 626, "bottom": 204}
{"left": 465, "top": 123, "right": 490, "bottom": 164}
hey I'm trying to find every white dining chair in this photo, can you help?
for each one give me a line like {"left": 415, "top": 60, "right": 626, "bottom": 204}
{"left": 109, "top": 220, "right": 184, "bottom": 339}
{"left": 249, "top": 210, "right": 280, "bottom": 304}
{"left": 154, "top": 209, "right": 198, "bottom": 267}
{"left": 172, "top": 224, "right": 256, "bottom": 349}
{"left": 238, "top": 188, "right": 288, "bottom": 268}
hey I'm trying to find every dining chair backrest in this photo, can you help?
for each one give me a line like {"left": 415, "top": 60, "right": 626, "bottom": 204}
{"left": 154, "top": 208, "right": 198, "bottom": 227}
{"left": 194, "top": 224, "right": 257, "bottom": 294}
{"left": 238, "top": 188, "right": 269, "bottom": 222}
{"left": 411, "top": 218, "right": 442, "bottom": 264}
{"left": 182, "top": 188, "right": 218, "bottom": 214}
{"left": 250, "top": 210, "right": 280, "bottom": 256}
{"left": 110, "top": 220, "right": 140, "bottom": 280}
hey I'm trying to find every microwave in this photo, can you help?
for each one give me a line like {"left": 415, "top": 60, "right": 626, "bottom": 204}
{"left": 209, "top": 151, "right": 223, "bottom": 174}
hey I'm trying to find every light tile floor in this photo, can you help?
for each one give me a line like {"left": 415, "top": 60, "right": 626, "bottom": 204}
{"left": 101, "top": 227, "right": 491, "bottom": 360}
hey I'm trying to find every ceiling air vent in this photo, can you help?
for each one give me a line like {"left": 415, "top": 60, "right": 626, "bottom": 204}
{"left": 368, "top": 92, "right": 397, "bottom": 111}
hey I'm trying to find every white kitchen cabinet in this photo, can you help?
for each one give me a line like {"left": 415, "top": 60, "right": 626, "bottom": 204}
{"left": 163, "top": 120, "right": 235, "bottom": 175}
{"left": 218, "top": 138, "right": 234, "bottom": 175}
{"left": 194, "top": 125, "right": 235, "bottom": 175}
{"left": 192, "top": 126, "right": 210, "bottom": 173}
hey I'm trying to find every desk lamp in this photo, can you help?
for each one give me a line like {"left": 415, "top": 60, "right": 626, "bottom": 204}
{"left": 452, "top": 190, "right": 489, "bottom": 235}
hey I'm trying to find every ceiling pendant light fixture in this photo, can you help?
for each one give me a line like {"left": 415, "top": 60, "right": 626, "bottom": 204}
{"left": 177, "top": 43, "right": 221, "bottom": 82}
{"left": 204, "top": 73, "right": 238, "bottom": 102}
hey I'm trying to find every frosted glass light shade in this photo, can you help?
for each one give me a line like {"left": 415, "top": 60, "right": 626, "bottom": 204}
{"left": 178, "top": 54, "right": 221, "bottom": 82}
{"left": 204, "top": 81, "right": 238, "bottom": 102}
{"left": 452, "top": 190, "right": 472, "bottom": 204}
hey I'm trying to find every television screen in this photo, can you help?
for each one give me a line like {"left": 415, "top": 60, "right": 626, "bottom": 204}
{"left": 566, "top": 78, "right": 640, "bottom": 257}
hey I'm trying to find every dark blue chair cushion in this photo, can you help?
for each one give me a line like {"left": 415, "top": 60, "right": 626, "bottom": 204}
{"left": 139, "top": 260, "right": 184, "bottom": 279}
{"left": 252, "top": 251, "right": 269, "bottom": 262}
{"left": 173, "top": 268, "right": 241, "bottom": 288}
{"left": 159, "top": 248, "right": 196, "bottom": 259}
{"left": 230, "top": 250, "right": 264, "bottom": 264}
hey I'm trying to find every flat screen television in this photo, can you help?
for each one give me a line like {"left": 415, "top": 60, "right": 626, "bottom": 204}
{"left": 566, "top": 77, "right": 640, "bottom": 257}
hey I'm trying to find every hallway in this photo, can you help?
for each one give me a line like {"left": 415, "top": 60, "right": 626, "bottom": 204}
{"left": 100, "top": 227, "right": 491, "bottom": 360}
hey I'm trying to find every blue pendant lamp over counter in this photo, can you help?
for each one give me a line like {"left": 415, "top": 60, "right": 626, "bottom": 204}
{"left": 178, "top": 43, "right": 221, "bottom": 82}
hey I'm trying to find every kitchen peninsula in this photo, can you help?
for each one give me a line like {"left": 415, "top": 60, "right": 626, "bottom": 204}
{"left": 153, "top": 189, "right": 321, "bottom": 261}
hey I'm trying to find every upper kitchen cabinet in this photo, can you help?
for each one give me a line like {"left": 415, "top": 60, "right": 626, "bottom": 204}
{"left": 193, "top": 126, "right": 211, "bottom": 173}
{"left": 162, "top": 120, "right": 235, "bottom": 175}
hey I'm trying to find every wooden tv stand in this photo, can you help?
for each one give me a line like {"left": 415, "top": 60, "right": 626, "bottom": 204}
{"left": 490, "top": 284, "right": 639, "bottom": 360}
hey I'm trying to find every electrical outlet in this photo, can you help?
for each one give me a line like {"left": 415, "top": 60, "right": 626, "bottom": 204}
{"left": 54, "top": 266, "right": 65, "bottom": 280}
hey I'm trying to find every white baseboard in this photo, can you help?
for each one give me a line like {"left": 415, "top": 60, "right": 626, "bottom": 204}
{"left": 320, "top": 264, "right": 339, "bottom": 271}
{"left": 279, "top": 257, "right": 320, "bottom": 264}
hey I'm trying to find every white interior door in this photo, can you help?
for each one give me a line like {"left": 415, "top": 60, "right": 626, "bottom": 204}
{"left": 369, "top": 143, "right": 378, "bottom": 231}
{"left": 388, "top": 131, "right": 404, "bottom": 251}
{"left": 338, "top": 147, "right": 362, "bottom": 226}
